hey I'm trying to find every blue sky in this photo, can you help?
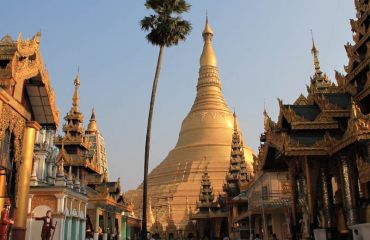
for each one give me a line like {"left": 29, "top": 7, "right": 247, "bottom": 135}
{"left": 2, "top": 1, "right": 356, "bottom": 190}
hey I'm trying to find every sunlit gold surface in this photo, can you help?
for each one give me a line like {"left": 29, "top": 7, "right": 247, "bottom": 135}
{"left": 200, "top": 16, "right": 217, "bottom": 67}
{"left": 14, "top": 122, "right": 40, "bottom": 229}
{"left": 127, "top": 18, "right": 254, "bottom": 227}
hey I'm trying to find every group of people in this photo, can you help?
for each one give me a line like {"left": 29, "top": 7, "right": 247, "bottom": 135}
{"left": 0, "top": 199, "right": 56, "bottom": 240}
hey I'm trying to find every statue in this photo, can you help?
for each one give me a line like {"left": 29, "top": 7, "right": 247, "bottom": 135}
{"left": 0, "top": 199, "right": 14, "bottom": 240}
{"left": 33, "top": 210, "right": 56, "bottom": 240}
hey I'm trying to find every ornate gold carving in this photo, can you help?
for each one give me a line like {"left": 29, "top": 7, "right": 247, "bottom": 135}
{"left": 350, "top": 19, "right": 366, "bottom": 35}
{"left": 294, "top": 94, "right": 309, "bottom": 105}
{"left": 0, "top": 104, "right": 26, "bottom": 163}
{"left": 314, "top": 94, "right": 342, "bottom": 111}
{"left": 0, "top": 32, "right": 59, "bottom": 126}
{"left": 278, "top": 98, "right": 309, "bottom": 124}
{"left": 345, "top": 43, "right": 361, "bottom": 63}
{"left": 354, "top": 0, "right": 369, "bottom": 18}
{"left": 344, "top": 101, "right": 370, "bottom": 138}
{"left": 335, "top": 70, "right": 346, "bottom": 87}
{"left": 263, "top": 110, "right": 277, "bottom": 133}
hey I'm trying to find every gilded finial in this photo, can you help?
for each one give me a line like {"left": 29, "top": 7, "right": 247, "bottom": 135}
{"left": 200, "top": 15, "right": 217, "bottom": 67}
{"left": 91, "top": 107, "right": 96, "bottom": 120}
{"left": 72, "top": 68, "right": 80, "bottom": 112}
{"left": 233, "top": 110, "right": 238, "bottom": 131}
{"left": 203, "top": 14, "right": 213, "bottom": 37}
{"left": 310, "top": 30, "right": 322, "bottom": 75}
{"left": 86, "top": 107, "right": 98, "bottom": 133}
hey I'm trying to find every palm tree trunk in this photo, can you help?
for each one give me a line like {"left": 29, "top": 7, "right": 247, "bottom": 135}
{"left": 142, "top": 45, "right": 164, "bottom": 240}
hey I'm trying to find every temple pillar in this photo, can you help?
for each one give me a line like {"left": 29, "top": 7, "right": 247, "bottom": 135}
{"left": 213, "top": 218, "right": 222, "bottom": 239}
{"left": 27, "top": 194, "right": 33, "bottom": 214}
{"left": 198, "top": 220, "right": 206, "bottom": 239}
{"left": 55, "top": 194, "right": 66, "bottom": 213}
{"left": 47, "top": 160, "right": 55, "bottom": 185}
{"left": 304, "top": 158, "right": 314, "bottom": 223}
{"left": 94, "top": 208, "right": 99, "bottom": 240}
{"left": 30, "top": 156, "right": 38, "bottom": 186}
{"left": 81, "top": 219, "right": 86, "bottom": 240}
{"left": 288, "top": 160, "right": 298, "bottom": 227}
{"left": 319, "top": 167, "right": 334, "bottom": 228}
{"left": 13, "top": 121, "right": 41, "bottom": 240}
{"left": 37, "top": 154, "right": 46, "bottom": 182}
{"left": 117, "top": 215, "right": 122, "bottom": 239}
{"left": 0, "top": 169, "right": 7, "bottom": 210}
{"left": 338, "top": 153, "right": 360, "bottom": 226}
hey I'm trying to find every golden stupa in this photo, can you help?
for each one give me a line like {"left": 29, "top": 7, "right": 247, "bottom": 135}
{"left": 127, "top": 17, "right": 254, "bottom": 227}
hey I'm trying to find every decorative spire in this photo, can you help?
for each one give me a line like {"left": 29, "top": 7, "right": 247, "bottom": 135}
{"left": 72, "top": 69, "right": 80, "bottom": 113}
{"left": 192, "top": 15, "right": 227, "bottom": 112}
{"left": 198, "top": 166, "right": 214, "bottom": 206}
{"left": 147, "top": 197, "right": 155, "bottom": 226}
{"left": 200, "top": 15, "right": 217, "bottom": 67}
{"left": 311, "top": 30, "right": 322, "bottom": 76}
{"left": 223, "top": 112, "right": 250, "bottom": 197}
{"left": 86, "top": 107, "right": 98, "bottom": 134}
{"left": 67, "top": 165, "right": 73, "bottom": 188}
{"left": 233, "top": 111, "right": 238, "bottom": 132}
{"left": 308, "top": 31, "right": 332, "bottom": 93}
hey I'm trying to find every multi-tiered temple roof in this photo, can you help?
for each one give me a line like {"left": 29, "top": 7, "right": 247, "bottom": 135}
{"left": 223, "top": 113, "right": 252, "bottom": 197}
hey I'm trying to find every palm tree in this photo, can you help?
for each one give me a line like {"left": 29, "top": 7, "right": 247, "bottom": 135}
{"left": 140, "top": 0, "right": 191, "bottom": 238}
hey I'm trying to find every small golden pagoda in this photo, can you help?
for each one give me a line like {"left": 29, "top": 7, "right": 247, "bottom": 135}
{"left": 54, "top": 77, "right": 129, "bottom": 240}
{"left": 127, "top": 16, "right": 254, "bottom": 228}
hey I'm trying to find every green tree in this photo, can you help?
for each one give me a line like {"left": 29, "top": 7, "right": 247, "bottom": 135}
{"left": 140, "top": 0, "right": 191, "bottom": 238}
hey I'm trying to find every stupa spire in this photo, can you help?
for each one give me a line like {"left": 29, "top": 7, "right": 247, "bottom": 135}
{"left": 308, "top": 31, "right": 332, "bottom": 93}
{"left": 191, "top": 15, "right": 228, "bottom": 113}
{"left": 71, "top": 69, "right": 80, "bottom": 113}
{"left": 200, "top": 15, "right": 216, "bottom": 67}
{"left": 86, "top": 107, "right": 98, "bottom": 134}
{"left": 311, "top": 30, "right": 322, "bottom": 76}
{"left": 233, "top": 111, "right": 238, "bottom": 131}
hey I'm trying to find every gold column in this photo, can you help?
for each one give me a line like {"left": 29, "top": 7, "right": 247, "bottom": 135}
{"left": 288, "top": 160, "right": 298, "bottom": 226}
{"left": 304, "top": 157, "right": 313, "bottom": 223}
{"left": 13, "top": 121, "right": 41, "bottom": 240}
{"left": 94, "top": 208, "right": 100, "bottom": 240}
{"left": 0, "top": 169, "right": 7, "bottom": 210}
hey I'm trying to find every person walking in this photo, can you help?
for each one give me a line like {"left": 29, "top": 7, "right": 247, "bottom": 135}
{"left": 33, "top": 210, "right": 56, "bottom": 240}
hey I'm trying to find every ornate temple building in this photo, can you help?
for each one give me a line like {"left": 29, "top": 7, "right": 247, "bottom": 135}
{"left": 0, "top": 32, "right": 59, "bottom": 239}
{"left": 232, "top": 1, "right": 370, "bottom": 239}
{"left": 126, "top": 17, "right": 254, "bottom": 231}
{"left": 26, "top": 127, "right": 88, "bottom": 240}
{"left": 191, "top": 113, "right": 253, "bottom": 240}
{"left": 51, "top": 76, "right": 133, "bottom": 240}
{"left": 192, "top": 167, "right": 228, "bottom": 239}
